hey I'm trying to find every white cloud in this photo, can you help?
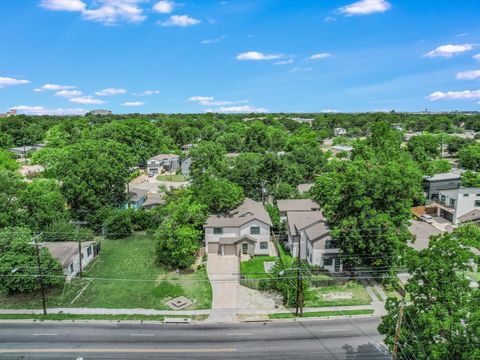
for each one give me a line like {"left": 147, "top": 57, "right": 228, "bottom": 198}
{"left": 95, "top": 88, "right": 127, "bottom": 96}
{"left": 188, "top": 96, "right": 247, "bottom": 106}
{"left": 205, "top": 105, "right": 269, "bottom": 113}
{"left": 55, "top": 89, "right": 83, "bottom": 97}
{"left": 426, "top": 90, "right": 480, "bottom": 101}
{"left": 423, "top": 44, "right": 474, "bottom": 58}
{"left": 307, "top": 53, "right": 331, "bottom": 60}
{"left": 338, "top": 0, "right": 391, "bottom": 16}
{"left": 152, "top": 0, "right": 174, "bottom": 14}
{"left": 134, "top": 90, "right": 159, "bottom": 96}
{"left": 201, "top": 35, "right": 227, "bottom": 44}
{"left": 159, "top": 15, "right": 201, "bottom": 27}
{"left": 34, "top": 83, "right": 76, "bottom": 92}
{"left": 0, "top": 77, "right": 30, "bottom": 88}
{"left": 70, "top": 96, "right": 105, "bottom": 104}
{"left": 290, "top": 67, "right": 313, "bottom": 73}
{"left": 40, "top": 0, "right": 86, "bottom": 11}
{"left": 237, "top": 51, "right": 283, "bottom": 61}
{"left": 121, "top": 101, "right": 144, "bottom": 106}
{"left": 474, "top": 53, "right": 480, "bottom": 61}
{"left": 456, "top": 70, "right": 480, "bottom": 80}
{"left": 274, "top": 59, "right": 293, "bottom": 65}
{"left": 12, "top": 105, "right": 87, "bottom": 115}
{"left": 42, "top": 0, "right": 146, "bottom": 24}
{"left": 322, "top": 109, "right": 339, "bottom": 113}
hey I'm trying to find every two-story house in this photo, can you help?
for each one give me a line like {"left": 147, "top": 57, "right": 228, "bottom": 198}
{"left": 277, "top": 199, "right": 320, "bottom": 222}
{"left": 434, "top": 187, "right": 480, "bottom": 225}
{"left": 284, "top": 201, "right": 342, "bottom": 273}
{"left": 204, "top": 198, "right": 272, "bottom": 257}
{"left": 423, "top": 170, "right": 463, "bottom": 201}
{"left": 146, "top": 154, "right": 180, "bottom": 175}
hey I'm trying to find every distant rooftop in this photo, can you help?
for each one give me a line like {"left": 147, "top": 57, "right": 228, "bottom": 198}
{"left": 423, "top": 169, "right": 464, "bottom": 182}
{"left": 277, "top": 199, "right": 320, "bottom": 213}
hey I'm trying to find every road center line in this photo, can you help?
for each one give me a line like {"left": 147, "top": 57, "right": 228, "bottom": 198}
{"left": 226, "top": 333, "right": 251, "bottom": 336}
{"left": 32, "top": 334, "right": 58, "bottom": 336}
{"left": 130, "top": 333, "right": 155, "bottom": 337}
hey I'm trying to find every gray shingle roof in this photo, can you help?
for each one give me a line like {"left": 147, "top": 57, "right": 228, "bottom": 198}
{"left": 287, "top": 211, "right": 325, "bottom": 236}
{"left": 44, "top": 241, "right": 95, "bottom": 268}
{"left": 297, "top": 183, "right": 314, "bottom": 193}
{"left": 304, "top": 222, "right": 330, "bottom": 242}
{"left": 205, "top": 198, "right": 272, "bottom": 227}
{"left": 407, "top": 220, "right": 442, "bottom": 251}
{"left": 277, "top": 199, "right": 320, "bottom": 213}
{"left": 458, "top": 209, "right": 480, "bottom": 223}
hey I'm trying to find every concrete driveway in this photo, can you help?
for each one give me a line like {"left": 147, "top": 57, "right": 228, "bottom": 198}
{"left": 206, "top": 255, "right": 239, "bottom": 323}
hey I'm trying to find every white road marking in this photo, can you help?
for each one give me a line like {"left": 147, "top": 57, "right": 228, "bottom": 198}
{"left": 226, "top": 333, "right": 251, "bottom": 336}
{"left": 322, "top": 329, "right": 347, "bottom": 332}
{"left": 130, "top": 333, "right": 155, "bottom": 337}
{"left": 32, "top": 333, "right": 58, "bottom": 336}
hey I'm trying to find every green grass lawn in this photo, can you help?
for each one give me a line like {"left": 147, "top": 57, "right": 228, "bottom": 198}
{"left": 305, "top": 281, "right": 372, "bottom": 307}
{"left": 0, "top": 234, "right": 211, "bottom": 310}
{"left": 275, "top": 241, "right": 295, "bottom": 266}
{"left": 156, "top": 174, "right": 189, "bottom": 182}
{"left": 240, "top": 256, "right": 277, "bottom": 279}
{"left": 268, "top": 309, "right": 374, "bottom": 319}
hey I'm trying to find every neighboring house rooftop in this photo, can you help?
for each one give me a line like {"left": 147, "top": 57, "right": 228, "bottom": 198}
{"left": 458, "top": 209, "right": 480, "bottom": 223}
{"left": 297, "top": 183, "right": 314, "bottom": 193}
{"left": 304, "top": 222, "right": 330, "bottom": 242}
{"left": 205, "top": 198, "right": 272, "bottom": 227}
{"left": 148, "top": 154, "right": 179, "bottom": 162}
{"left": 44, "top": 241, "right": 95, "bottom": 268}
{"left": 408, "top": 220, "right": 442, "bottom": 251}
{"left": 142, "top": 193, "right": 165, "bottom": 208}
{"left": 331, "top": 145, "right": 353, "bottom": 152}
{"left": 277, "top": 199, "right": 320, "bottom": 213}
{"left": 129, "top": 189, "right": 148, "bottom": 203}
{"left": 423, "top": 169, "right": 464, "bottom": 182}
{"left": 287, "top": 211, "right": 325, "bottom": 236}
{"left": 19, "top": 164, "right": 44, "bottom": 177}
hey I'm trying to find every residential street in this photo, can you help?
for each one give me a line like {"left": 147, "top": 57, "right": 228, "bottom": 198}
{"left": 0, "top": 317, "right": 391, "bottom": 359}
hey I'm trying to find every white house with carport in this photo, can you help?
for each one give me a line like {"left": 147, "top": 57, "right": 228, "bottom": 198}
{"left": 204, "top": 198, "right": 272, "bottom": 257}
{"left": 433, "top": 187, "right": 480, "bottom": 225}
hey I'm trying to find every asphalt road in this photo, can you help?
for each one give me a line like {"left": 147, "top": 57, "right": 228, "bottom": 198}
{"left": 0, "top": 317, "right": 391, "bottom": 359}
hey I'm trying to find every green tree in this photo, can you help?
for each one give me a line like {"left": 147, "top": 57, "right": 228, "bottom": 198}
{"left": 192, "top": 177, "right": 244, "bottom": 213}
{"left": 154, "top": 191, "right": 207, "bottom": 269}
{"left": 0, "top": 171, "right": 25, "bottom": 228}
{"left": 189, "top": 141, "right": 227, "bottom": 181}
{"left": 419, "top": 159, "right": 451, "bottom": 176}
{"left": 18, "top": 179, "right": 68, "bottom": 231}
{"left": 0, "top": 133, "right": 14, "bottom": 149}
{"left": 461, "top": 170, "right": 480, "bottom": 188}
{"left": 458, "top": 143, "right": 480, "bottom": 171}
{"left": 0, "top": 150, "right": 19, "bottom": 171}
{"left": 0, "top": 227, "right": 64, "bottom": 294}
{"left": 407, "top": 134, "right": 441, "bottom": 163}
{"left": 104, "top": 208, "right": 133, "bottom": 239}
{"left": 379, "top": 228, "right": 480, "bottom": 359}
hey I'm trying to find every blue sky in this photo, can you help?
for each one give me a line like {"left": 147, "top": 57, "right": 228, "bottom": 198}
{"left": 1, "top": 0, "right": 480, "bottom": 114}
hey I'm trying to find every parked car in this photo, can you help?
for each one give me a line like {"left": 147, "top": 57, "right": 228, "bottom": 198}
{"left": 420, "top": 214, "right": 433, "bottom": 224}
{"left": 148, "top": 172, "right": 154, "bottom": 178}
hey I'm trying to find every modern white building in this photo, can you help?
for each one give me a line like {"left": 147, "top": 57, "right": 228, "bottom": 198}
{"left": 334, "top": 127, "right": 347, "bottom": 136}
{"left": 204, "top": 198, "right": 272, "bottom": 257}
{"left": 146, "top": 154, "right": 180, "bottom": 175}
{"left": 434, "top": 187, "right": 480, "bottom": 225}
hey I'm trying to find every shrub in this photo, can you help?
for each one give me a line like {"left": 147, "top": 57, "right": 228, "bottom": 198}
{"left": 104, "top": 209, "right": 132, "bottom": 239}
{"left": 43, "top": 220, "right": 94, "bottom": 242}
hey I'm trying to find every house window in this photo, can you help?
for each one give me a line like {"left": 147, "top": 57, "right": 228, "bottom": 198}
{"left": 306, "top": 247, "right": 310, "bottom": 258}
{"left": 323, "top": 258, "right": 333, "bottom": 266}
{"left": 69, "top": 263, "right": 74, "bottom": 273}
{"left": 260, "top": 242, "right": 268, "bottom": 250}
{"left": 449, "top": 199, "right": 456, "bottom": 208}
{"left": 463, "top": 194, "right": 469, "bottom": 197}
{"left": 440, "top": 195, "right": 446, "bottom": 204}
{"left": 250, "top": 226, "right": 260, "bottom": 235}
{"left": 475, "top": 200, "right": 480, "bottom": 207}
{"left": 325, "top": 240, "right": 338, "bottom": 249}
{"left": 87, "top": 246, "right": 92, "bottom": 257}
{"left": 213, "top": 228, "right": 223, "bottom": 235}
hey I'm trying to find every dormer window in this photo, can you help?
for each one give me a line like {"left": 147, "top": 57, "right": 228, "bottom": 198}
{"left": 250, "top": 226, "right": 260, "bottom": 235}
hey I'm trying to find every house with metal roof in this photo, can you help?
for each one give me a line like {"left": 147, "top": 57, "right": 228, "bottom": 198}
{"left": 204, "top": 198, "right": 273, "bottom": 257}
{"left": 423, "top": 169, "right": 464, "bottom": 201}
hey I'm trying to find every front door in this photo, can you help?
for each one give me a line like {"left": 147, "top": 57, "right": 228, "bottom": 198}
{"left": 242, "top": 243, "right": 248, "bottom": 255}
{"left": 334, "top": 258, "right": 341, "bottom": 272}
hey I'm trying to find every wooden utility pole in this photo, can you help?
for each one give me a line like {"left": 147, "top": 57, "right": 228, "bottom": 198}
{"left": 392, "top": 297, "right": 405, "bottom": 360}
{"left": 30, "top": 233, "right": 47, "bottom": 315}
{"left": 295, "top": 238, "right": 304, "bottom": 317}
{"left": 70, "top": 220, "right": 88, "bottom": 278}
